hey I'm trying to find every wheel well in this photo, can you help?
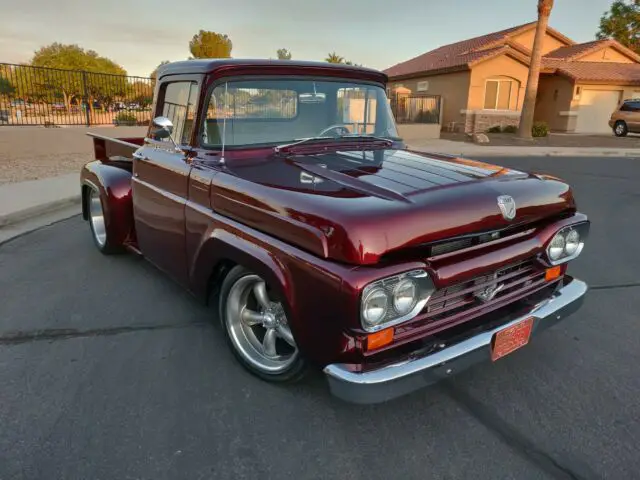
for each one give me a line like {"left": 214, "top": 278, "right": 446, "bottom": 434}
{"left": 206, "top": 260, "right": 237, "bottom": 305}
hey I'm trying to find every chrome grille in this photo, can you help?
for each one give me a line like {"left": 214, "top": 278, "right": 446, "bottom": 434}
{"left": 430, "top": 238, "right": 473, "bottom": 256}
{"left": 424, "top": 259, "right": 545, "bottom": 322}
{"left": 428, "top": 231, "right": 503, "bottom": 257}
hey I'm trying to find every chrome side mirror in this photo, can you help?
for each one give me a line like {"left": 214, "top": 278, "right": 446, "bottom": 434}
{"left": 151, "top": 116, "right": 174, "bottom": 139}
{"left": 150, "top": 116, "right": 181, "bottom": 151}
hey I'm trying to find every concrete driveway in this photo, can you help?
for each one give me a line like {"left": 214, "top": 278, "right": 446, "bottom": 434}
{"left": 0, "top": 156, "right": 638, "bottom": 480}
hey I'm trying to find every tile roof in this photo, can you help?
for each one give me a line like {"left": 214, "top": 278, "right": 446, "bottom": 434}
{"left": 543, "top": 59, "right": 640, "bottom": 84}
{"left": 384, "top": 22, "right": 537, "bottom": 78}
{"left": 544, "top": 39, "right": 611, "bottom": 60}
{"left": 385, "top": 22, "right": 640, "bottom": 85}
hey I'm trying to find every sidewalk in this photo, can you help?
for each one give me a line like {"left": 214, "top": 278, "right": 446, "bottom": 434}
{"left": 0, "top": 173, "right": 80, "bottom": 227}
{"left": 409, "top": 138, "right": 640, "bottom": 157}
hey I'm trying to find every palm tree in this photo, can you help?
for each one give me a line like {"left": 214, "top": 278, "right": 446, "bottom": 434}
{"left": 518, "top": 0, "right": 554, "bottom": 139}
{"left": 325, "top": 52, "right": 345, "bottom": 64}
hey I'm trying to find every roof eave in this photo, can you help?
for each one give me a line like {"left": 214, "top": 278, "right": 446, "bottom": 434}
{"left": 573, "top": 39, "right": 640, "bottom": 63}
{"left": 573, "top": 78, "right": 640, "bottom": 86}
{"left": 387, "top": 64, "right": 470, "bottom": 81}
{"left": 468, "top": 49, "right": 531, "bottom": 68}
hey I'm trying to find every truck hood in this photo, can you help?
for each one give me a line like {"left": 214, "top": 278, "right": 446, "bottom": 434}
{"left": 211, "top": 148, "right": 576, "bottom": 265}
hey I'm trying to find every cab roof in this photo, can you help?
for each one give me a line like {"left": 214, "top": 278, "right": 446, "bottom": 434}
{"left": 157, "top": 58, "right": 387, "bottom": 84}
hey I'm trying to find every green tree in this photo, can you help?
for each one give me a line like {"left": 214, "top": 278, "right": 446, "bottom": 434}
{"left": 0, "top": 76, "right": 14, "bottom": 95}
{"left": 597, "top": 0, "right": 640, "bottom": 54}
{"left": 127, "top": 80, "right": 154, "bottom": 108}
{"left": 277, "top": 48, "right": 292, "bottom": 60}
{"left": 189, "top": 31, "right": 232, "bottom": 59}
{"left": 29, "top": 43, "right": 127, "bottom": 112}
{"left": 325, "top": 52, "right": 345, "bottom": 64}
{"left": 0, "top": 74, "right": 15, "bottom": 106}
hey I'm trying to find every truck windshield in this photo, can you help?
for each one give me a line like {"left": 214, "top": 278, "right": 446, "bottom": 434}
{"left": 201, "top": 78, "right": 400, "bottom": 148}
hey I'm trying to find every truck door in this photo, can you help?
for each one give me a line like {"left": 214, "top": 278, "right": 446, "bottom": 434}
{"left": 132, "top": 77, "right": 200, "bottom": 286}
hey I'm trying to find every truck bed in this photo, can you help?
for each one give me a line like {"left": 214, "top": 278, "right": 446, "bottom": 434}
{"left": 88, "top": 133, "right": 144, "bottom": 165}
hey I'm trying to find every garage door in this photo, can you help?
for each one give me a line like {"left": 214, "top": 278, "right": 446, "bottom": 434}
{"left": 576, "top": 90, "right": 622, "bottom": 134}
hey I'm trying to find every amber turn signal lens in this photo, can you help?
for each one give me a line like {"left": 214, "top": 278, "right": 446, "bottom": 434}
{"left": 545, "top": 266, "right": 562, "bottom": 282}
{"left": 366, "top": 328, "right": 394, "bottom": 351}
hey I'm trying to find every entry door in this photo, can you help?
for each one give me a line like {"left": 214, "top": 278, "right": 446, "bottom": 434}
{"left": 132, "top": 80, "right": 200, "bottom": 285}
{"left": 576, "top": 90, "right": 622, "bottom": 134}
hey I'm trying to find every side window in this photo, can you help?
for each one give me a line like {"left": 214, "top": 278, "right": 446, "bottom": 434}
{"left": 620, "top": 101, "right": 640, "bottom": 112}
{"left": 155, "top": 81, "right": 200, "bottom": 145}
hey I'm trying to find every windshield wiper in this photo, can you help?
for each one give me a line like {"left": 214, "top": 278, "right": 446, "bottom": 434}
{"left": 337, "top": 133, "right": 397, "bottom": 143}
{"left": 274, "top": 135, "right": 393, "bottom": 154}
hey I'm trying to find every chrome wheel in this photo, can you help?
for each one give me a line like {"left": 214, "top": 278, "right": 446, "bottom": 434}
{"left": 89, "top": 189, "right": 106, "bottom": 248}
{"left": 615, "top": 123, "right": 626, "bottom": 135}
{"left": 224, "top": 274, "right": 298, "bottom": 374}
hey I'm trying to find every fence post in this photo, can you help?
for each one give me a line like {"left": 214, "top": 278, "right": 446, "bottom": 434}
{"left": 82, "top": 71, "right": 90, "bottom": 126}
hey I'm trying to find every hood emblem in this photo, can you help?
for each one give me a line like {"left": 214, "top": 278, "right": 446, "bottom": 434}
{"left": 497, "top": 195, "right": 516, "bottom": 221}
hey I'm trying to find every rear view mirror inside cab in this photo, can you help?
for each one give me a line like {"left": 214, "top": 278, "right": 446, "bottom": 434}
{"left": 299, "top": 92, "right": 326, "bottom": 104}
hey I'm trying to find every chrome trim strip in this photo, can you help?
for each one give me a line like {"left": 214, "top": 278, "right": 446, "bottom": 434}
{"left": 324, "top": 278, "right": 587, "bottom": 403}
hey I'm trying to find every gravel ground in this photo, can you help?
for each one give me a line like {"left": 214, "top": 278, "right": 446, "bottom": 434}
{"left": 0, "top": 126, "right": 147, "bottom": 185}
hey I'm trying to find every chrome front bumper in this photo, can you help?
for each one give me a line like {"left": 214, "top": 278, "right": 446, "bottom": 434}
{"left": 324, "top": 277, "right": 588, "bottom": 404}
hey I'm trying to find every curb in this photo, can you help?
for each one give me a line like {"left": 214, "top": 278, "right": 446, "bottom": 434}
{"left": 0, "top": 194, "right": 82, "bottom": 228}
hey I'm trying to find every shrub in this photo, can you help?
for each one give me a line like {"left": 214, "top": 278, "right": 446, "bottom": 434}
{"left": 532, "top": 121, "right": 549, "bottom": 138}
{"left": 502, "top": 125, "right": 517, "bottom": 134}
{"left": 486, "top": 125, "right": 502, "bottom": 133}
{"left": 114, "top": 112, "right": 137, "bottom": 126}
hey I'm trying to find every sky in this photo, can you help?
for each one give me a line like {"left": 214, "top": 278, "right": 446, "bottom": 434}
{"left": 0, "top": 0, "right": 616, "bottom": 77}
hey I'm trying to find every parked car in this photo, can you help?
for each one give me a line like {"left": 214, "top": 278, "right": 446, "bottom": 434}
{"left": 609, "top": 98, "right": 640, "bottom": 136}
{"left": 81, "top": 59, "right": 589, "bottom": 404}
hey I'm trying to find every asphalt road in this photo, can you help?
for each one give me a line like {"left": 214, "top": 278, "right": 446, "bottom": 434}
{"left": 1, "top": 156, "right": 639, "bottom": 480}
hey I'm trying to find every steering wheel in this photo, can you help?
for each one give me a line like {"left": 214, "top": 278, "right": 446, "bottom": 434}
{"left": 317, "top": 124, "right": 351, "bottom": 137}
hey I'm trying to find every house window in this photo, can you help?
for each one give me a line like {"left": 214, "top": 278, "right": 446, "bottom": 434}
{"left": 484, "top": 79, "right": 514, "bottom": 110}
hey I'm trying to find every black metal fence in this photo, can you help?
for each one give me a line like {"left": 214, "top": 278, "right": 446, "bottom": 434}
{"left": 390, "top": 94, "right": 441, "bottom": 124}
{"left": 0, "top": 63, "right": 153, "bottom": 126}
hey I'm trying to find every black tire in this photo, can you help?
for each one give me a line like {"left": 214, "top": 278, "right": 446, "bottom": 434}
{"left": 217, "top": 265, "right": 308, "bottom": 383}
{"left": 86, "top": 186, "right": 121, "bottom": 255}
{"left": 614, "top": 120, "right": 628, "bottom": 137}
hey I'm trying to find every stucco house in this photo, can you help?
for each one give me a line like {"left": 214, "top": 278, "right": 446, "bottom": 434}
{"left": 384, "top": 22, "right": 640, "bottom": 134}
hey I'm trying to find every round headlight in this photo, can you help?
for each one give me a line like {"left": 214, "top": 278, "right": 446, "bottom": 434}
{"left": 362, "top": 288, "right": 389, "bottom": 327}
{"left": 393, "top": 279, "right": 417, "bottom": 315}
{"left": 548, "top": 233, "right": 566, "bottom": 260}
{"left": 564, "top": 229, "right": 580, "bottom": 256}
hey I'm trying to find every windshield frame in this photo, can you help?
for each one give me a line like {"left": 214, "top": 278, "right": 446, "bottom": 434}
{"left": 197, "top": 75, "right": 402, "bottom": 151}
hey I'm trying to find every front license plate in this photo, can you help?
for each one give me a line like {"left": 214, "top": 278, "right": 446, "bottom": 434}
{"left": 491, "top": 317, "right": 534, "bottom": 362}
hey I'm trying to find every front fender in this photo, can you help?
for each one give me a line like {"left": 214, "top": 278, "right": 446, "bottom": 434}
{"left": 80, "top": 160, "right": 134, "bottom": 247}
{"left": 188, "top": 213, "right": 358, "bottom": 366}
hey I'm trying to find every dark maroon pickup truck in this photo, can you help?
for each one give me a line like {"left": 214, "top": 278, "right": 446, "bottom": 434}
{"left": 81, "top": 59, "right": 589, "bottom": 403}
